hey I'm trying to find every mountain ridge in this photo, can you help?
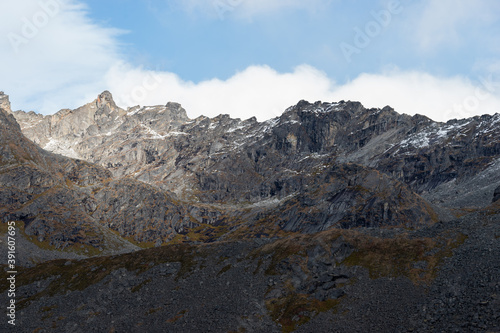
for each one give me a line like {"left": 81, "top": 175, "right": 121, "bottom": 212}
{"left": 12, "top": 91, "right": 500, "bottom": 209}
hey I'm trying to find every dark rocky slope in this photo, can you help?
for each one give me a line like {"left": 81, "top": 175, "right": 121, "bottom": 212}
{"left": 1, "top": 202, "right": 498, "bottom": 332}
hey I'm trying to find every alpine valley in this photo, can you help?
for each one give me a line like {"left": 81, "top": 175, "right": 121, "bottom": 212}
{"left": 1, "top": 91, "right": 499, "bottom": 332}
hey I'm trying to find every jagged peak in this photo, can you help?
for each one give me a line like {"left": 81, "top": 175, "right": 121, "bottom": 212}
{"left": 96, "top": 90, "right": 117, "bottom": 109}
{"left": 165, "top": 101, "right": 182, "bottom": 109}
{"left": 410, "top": 113, "right": 433, "bottom": 124}
{"left": 125, "top": 102, "right": 189, "bottom": 121}
{"left": 380, "top": 105, "right": 394, "bottom": 113}
{"left": 0, "top": 91, "right": 12, "bottom": 114}
{"left": 283, "top": 100, "right": 367, "bottom": 119}
{"left": 165, "top": 101, "right": 188, "bottom": 120}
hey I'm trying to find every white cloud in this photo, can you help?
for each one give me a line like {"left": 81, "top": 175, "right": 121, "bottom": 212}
{"left": 105, "top": 62, "right": 335, "bottom": 120}
{"left": 104, "top": 64, "right": 500, "bottom": 123}
{"left": 332, "top": 70, "right": 500, "bottom": 121}
{"left": 0, "top": 0, "right": 124, "bottom": 112}
{"left": 413, "top": 0, "right": 500, "bottom": 52}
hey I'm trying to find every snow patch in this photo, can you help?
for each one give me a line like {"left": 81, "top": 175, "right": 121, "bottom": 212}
{"left": 399, "top": 132, "right": 430, "bottom": 149}
{"left": 297, "top": 153, "right": 329, "bottom": 163}
{"left": 399, "top": 121, "right": 472, "bottom": 150}
{"left": 43, "top": 138, "right": 81, "bottom": 159}
{"left": 128, "top": 107, "right": 143, "bottom": 116}
{"left": 262, "top": 118, "right": 279, "bottom": 132}
{"left": 140, "top": 124, "right": 166, "bottom": 139}
{"left": 226, "top": 124, "right": 248, "bottom": 133}
{"left": 165, "top": 131, "right": 188, "bottom": 137}
{"left": 249, "top": 193, "right": 298, "bottom": 208}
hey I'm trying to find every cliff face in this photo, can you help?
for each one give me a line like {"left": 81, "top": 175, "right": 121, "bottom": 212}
{"left": 0, "top": 105, "right": 191, "bottom": 254}
{"left": 9, "top": 94, "right": 444, "bottom": 240}
{"left": 0, "top": 92, "right": 11, "bottom": 114}
{"left": 0, "top": 106, "right": 110, "bottom": 253}
{"left": 15, "top": 96, "right": 500, "bottom": 209}
{"left": 7, "top": 91, "right": 500, "bottom": 246}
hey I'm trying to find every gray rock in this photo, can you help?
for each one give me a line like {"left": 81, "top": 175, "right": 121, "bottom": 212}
{"left": 0, "top": 91, "right": 12, "bottom": 114}
{"left": 322, "top": 281, "right": 336, "bottom": 290}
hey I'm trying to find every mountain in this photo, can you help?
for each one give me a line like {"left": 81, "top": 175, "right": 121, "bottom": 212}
{"left": 9, "top": 93, "right": 443, "bottom": 243}
{"left": 12, "top": 92, "right": 500, "bottom": 235}
{"left": 0, "top": 97, "right": 199, "bottom": 263}
{"left": 8, "top": 90, "right": 500, "bottom": 242}
{"left": 1, "top": 91, "right": 499, "bottom": 332}
{"left": 14, "top": 93, "right": 500, "bottom": 209}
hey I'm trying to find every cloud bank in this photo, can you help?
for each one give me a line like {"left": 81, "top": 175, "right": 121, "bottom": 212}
{"left": 104, "top": 64, "right": 500, "bottom": 122}
{"left": 105, "top": 63, "right": 334, "bottom": 120}
{"left": 0, "top": 0, "right": 122, "bottom": 112}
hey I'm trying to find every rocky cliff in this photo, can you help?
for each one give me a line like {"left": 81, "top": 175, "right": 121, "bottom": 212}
{"left": 0, "top": 92, "right": 11, "bottom": 114}
{"left": 0, "top": 101, "right": 196, "bottom": 257}
{"left": 8, "top": 91, "right": 500, "bottom": 244}
{"left": 0, "top": 106, "right": 136, "bottom": 257}
{"left": 8, "top": 92, "right": 453, "bottom": 244}
{"left": 14, "top": 94, "right": 500, "bottom": 211}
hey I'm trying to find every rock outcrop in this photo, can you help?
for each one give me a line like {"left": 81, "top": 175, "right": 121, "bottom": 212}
{"left": 0, "top": 92, "right": 11, "bottom": 114}
{"left": 0, "top": 104, "right": 193, "bottom": 253}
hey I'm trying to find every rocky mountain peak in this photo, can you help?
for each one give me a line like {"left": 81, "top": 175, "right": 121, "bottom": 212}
{"left": 164, "top": 102, "right": 189, "bottom": 120}
{"left": 96, "top": 90, "right": 117, "bottom": 109}
{"left": 0, "top": 91, "right": 12, "bottom": 114}
{"left": 283, "top": 99, "right": 367, "bottom": 119}
{"left": 9, "top": 92, "right": 500, "bottom": 212}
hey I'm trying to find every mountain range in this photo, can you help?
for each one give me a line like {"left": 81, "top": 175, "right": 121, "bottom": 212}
{"left": 0, "top": 91, "right": 499, "bottom": 332}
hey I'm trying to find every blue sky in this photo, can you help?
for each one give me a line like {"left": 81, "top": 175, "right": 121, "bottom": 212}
{"left": 83, "top": 0, "right": 496, "bottom": 82}
{"left": 1, "top": 0, "right": 500, "bottom": 121}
